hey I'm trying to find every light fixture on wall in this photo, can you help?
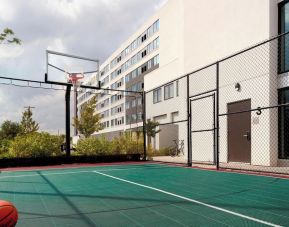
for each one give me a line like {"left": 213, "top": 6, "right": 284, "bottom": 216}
{"left": 235, "top": 83, "right": 241, "bottom": 92}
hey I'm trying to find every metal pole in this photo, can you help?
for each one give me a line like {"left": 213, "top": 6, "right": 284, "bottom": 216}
{"left": 135, "top": 96, "right": 138, "bottom": 153}
{"left": 187, "top": 76, "right": 192, "bottom": 167}
{"left": 142, "top": 92, "right": 147, "bottom": 161}
{"left": 65, "top": 85, "right": 72, "bottom": 157}
{"left": 74, "top": 86, "right": 78, "bottom": 136}
{"left": 216, "top": 62, "right": 220, "bottom": 170}
{"left": 213, "top": 93, "right": 216, "bottom": 165}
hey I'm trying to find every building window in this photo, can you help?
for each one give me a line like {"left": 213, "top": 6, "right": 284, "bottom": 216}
{"left": 154, "top": 55, "right": 159, "bottom": 65}
{"left": 279, "top": 1, "right": 289, "bottom": 73}
{"left": 137, "top": 97, "right": 142, "bottom": 106}
{"left": 142, "top": 65, "right": 147, "bottom": 73}
{"left": 148, "top": 60, "right": 151, "bottom": 69}
{"left": 125, "top": 74, "right": 130, "bottom": 83}
{"left": 164, "top": 83, "right": 174, "bottom": 100}
{"left": 141, "top": 34, "right": 147, "bottom": 42}
{"left": 141, "top": 50, "right": 147, "bottom": 58}
{"left": 131, "top": 99, "right": 136, "bottom": 108}
{"left": 153, "top": 88, "right": 162, "bottom": 104}
{"left": 117, "top": 81, "right": 122, "bottom": 88}
{"left": 132, "top": 70, "right": 137, "bottom": 79}
{"left": 137, "top": 113, "right": 143, "bottom": 121}
{"left": 176, "top": 80, "right": 179, "bottom": 97}
{"left": 279, "top": 88, "right": 289, "bottom": 159}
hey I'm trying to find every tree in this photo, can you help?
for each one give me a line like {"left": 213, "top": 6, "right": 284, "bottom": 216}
{"left": 145, "top": 119, "right": 161, "bottom": 148}
{"left": 20, "top": 107, "right": 39, "bottom": 135}
{"left": 0, "top": 28, "right": 21, "bottom": 45}
{"left": 73, "top": 96, "right": 103, "bottom": 138}
{"left": 0, "top": 121, "right": 21, "bottom": 140}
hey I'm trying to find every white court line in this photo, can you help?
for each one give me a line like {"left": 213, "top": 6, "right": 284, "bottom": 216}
{"left": 0, "top": 166, "right": 175, "bottom": 179}
{"left": 94, "top": 171, "right": 282, "bottom": 227}
{"left": 0, "top": 163, "right": 161, "bottom": 173}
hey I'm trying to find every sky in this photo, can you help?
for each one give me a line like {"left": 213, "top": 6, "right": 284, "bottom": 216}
{"left": 0, "top": 0, "right": 167, "bottom": 134}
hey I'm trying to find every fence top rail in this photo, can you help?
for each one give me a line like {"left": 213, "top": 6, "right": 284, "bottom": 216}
{"left": 0, "top": 75, "right": 47, "bottom": 84}
{"left": 0, "top": 75, "right": 143, "bottom": 95}
{"left": 145, "top": 31, "right": 289, "bottom": 94}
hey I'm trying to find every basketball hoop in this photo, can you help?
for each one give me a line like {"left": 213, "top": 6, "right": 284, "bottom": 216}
{"left": 66, "top": 73, "right": 84, "bottom": 90}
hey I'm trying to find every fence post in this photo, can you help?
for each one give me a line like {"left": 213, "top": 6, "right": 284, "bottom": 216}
{"left": 216, "top": 62, "right": 220, "bottom": 170}
{"left": 142, "top": 91, "right": 147, "bottom": 161}
{"left": 65, "top": 85, "right": 72, "bottom": 157}
{"left": 187, "top": 75, "right": 192, "bottom": 167}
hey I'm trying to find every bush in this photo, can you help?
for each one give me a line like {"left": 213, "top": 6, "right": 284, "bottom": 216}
{"left": 9, "top": 132, "right": 63, "bottom": 158}
{"left": 111, "top": 133, "right": 143, "bottom": 155}
{"left": 154, "top": 147, "right": 171, "bottom": 156}
{"left": 75, "top": 136, "right": 112, "bottom": 156}
{"left": 75, "top": 133, "right": 144, "bottom": 156}
{"left": 0, "top": 139, "right": 12, "bottom": 158}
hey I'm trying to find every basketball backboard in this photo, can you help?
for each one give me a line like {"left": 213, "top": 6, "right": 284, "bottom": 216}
{"left": 45, "top": 50, "right": 100, "bottom": 88}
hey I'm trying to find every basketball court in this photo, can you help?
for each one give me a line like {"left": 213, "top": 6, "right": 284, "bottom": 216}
{"left": 0, "top": 163, "right": 288, "bottom": 226}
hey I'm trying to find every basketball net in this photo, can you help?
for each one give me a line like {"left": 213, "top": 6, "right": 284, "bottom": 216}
{"left": 66, "top": 73, "right": 84, "bottom": 90}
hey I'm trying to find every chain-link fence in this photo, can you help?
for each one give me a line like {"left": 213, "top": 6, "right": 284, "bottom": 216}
{"left": 145, "top": 77, "right": 188, "bottom": 164}
{"left": 3, "top": 32, "right": 289, "bottom": 173}
{"left": 145, "top": 31, "right": 289, "bottom": 175}
{"left": 0, "top": 78, "right": 143, "bottom": 167}
{"left": 217, "top": 33, "right": 280, "bottom": 174}
{"left": 76, "top": 87, "right": 145, "bottom": 157}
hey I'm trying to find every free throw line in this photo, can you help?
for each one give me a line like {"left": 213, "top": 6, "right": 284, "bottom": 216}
{"left": 94, "top": 171, "right": 281, "bottom": 227}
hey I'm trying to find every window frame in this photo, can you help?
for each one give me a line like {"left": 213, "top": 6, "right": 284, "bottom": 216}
{"left": 176, "top": 80, "right": 179, "bottom": 97}
{"left": 278, "top": 0, "right": 289, "bottom": 74}
{"left": 278, "top": 86, "right": 289, "bottom": 159}
{"left": 164, "top": 83, "right": 174, "bottom": 100}
{"left": 153, "top": 88, "right": 162, "bottom": 104}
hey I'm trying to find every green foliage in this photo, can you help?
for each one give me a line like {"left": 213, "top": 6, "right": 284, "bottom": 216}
{"left": 147, "top": 147, "right": 171, "bottom": 157}
{"left": 73, "top": 96, "right": 103, "bottom": 138}
{"left": 0, "top": 139, "right": 12, "bottom": 158}
{"left": 0, "top": 28, "right": 21, "bottom": 45}
{"left": 0, "top": 120, "right": 21, "bottom": 140}
{"left": 75, "top": 136, "right": 112, "bottom": 156}
{"left": 145, "top": 119, "right": 161, "bottom": 146}
{"left": 111, "top": 133, "right": 143, "bottom": 155}
{"left": 145, "top": 119, "right": 160, "bottom": 137}
{"left": 20, "top": 107, "right": 39, "bottom": 135}
{"left": 75, "top": 133, "right": 143, "bottom": 156}
{"left": 9, "top": 132, "right": 63, "bottom": 158}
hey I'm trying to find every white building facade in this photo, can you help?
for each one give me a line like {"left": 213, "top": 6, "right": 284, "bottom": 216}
{"left": 79, "top": 0, "right": 289, "bottom": 171}
{"left": 78, "top": 18, "right": 160, "bottom": 139}
{"left": 144, "top": 0, "right": 289, "bottom": 171}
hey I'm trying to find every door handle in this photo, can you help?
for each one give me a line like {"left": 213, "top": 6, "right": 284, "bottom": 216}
{"left": 243, "top": 131, "right": 251, "bottom": 141}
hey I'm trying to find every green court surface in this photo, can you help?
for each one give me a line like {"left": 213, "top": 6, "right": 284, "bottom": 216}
{"left": 0, "top": 163, "right": 289, "bottom": 227}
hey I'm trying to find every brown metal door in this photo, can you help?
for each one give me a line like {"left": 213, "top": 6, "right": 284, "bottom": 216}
{"left": 228, "top": 100, "right": 251, "bottom": 163}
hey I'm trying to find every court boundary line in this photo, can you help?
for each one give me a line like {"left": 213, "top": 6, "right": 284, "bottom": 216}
{"left": 0, "top": 165, "right": 177, "bottom": 179}
{"left": 93, "top": 170, "right": 281, "bottom": 227}
{"left": 152, "top": 161, "right": 289, "bottom": 180}
{"left": 0, "top": 162, "right": 157, "bottom": 173}
{"left": 1, "top": 162, "right": 288, "bottom": 181}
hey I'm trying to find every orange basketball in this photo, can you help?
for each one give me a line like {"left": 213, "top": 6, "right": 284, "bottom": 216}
{"left": 0, "top": 200, "right": 18, "bottom": 227}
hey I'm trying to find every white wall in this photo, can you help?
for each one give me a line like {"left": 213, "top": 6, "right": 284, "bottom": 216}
{"left": 145, "top": 0, "right": 281, "bottom": 166}
{"left": 183, "top": 0, "right": 278, "bottom": 73}
{"left": 144, "top": 0, "right": 185, "bottom": 90}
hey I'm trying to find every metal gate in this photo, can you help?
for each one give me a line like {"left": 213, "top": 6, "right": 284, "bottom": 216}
{"left": 189, "top": 93, "right": 217, "bottom": 165}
